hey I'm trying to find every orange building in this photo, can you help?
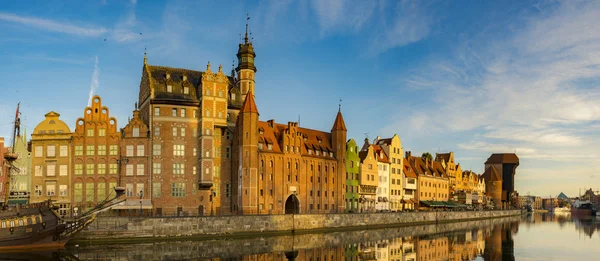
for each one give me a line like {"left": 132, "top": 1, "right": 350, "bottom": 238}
{"left": 231, "top": 92, "right": 347, "bottom": 214}
{"left": 406, "top": 151, "right": 450, "bottom": 208}
{"left": 71, "top": 96, "right": 120, "bottom": 215}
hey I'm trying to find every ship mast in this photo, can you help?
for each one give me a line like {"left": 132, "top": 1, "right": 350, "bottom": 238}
{"left": 3, "top": 102, "right": 20, "bottom": 207}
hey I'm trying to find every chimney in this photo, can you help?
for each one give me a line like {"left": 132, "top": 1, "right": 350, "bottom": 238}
{"left": 405, "top": 151, "right": 411, "bottom": 159}
{"left": 267, "top": 119, "right": 275, "bottom": 128}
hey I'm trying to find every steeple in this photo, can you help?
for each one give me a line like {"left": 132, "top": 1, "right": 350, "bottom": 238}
{"left": 240, "top": 91, "right": 259, "bottom": 114}
{"left": 331, "top": 110, "right": 347, "bottom": 131}
{"left": 237, "top": 14, "right": 257, "bottom": 101}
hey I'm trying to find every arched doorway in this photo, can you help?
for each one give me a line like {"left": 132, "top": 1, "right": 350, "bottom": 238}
{"left": 285, "top": 194, "right": 300, "bottom": 214}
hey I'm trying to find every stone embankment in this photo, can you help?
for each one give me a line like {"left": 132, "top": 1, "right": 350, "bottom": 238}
{"left": 71, "top": 214, "right": 522, "bottom": 260}
{"left": 73, "top": 209, "right": 521, "bottom": 243}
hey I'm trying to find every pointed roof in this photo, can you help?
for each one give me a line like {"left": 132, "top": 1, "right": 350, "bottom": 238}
{"left": 483, "top": 166, "right": 502, "bottom": 182}
{"left": 557, "top": 192, "right": 569, "bottom": 200}
{"left": 331, "top": 110, "right": 347, "bottom": 131}
{"left": 240, "top": 91, "right": 259, "bottom": 114}
{"left": 485, "top": 153, "right": 519, "bottom": 164}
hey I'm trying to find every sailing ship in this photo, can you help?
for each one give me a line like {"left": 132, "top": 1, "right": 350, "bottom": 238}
{"left": 0, "top": 103, "right": 125, "bottom": 251}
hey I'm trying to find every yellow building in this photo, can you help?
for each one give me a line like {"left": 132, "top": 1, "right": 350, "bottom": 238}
{"left": 407, "top": 151, "right": 450, "bottom": 208}
{"left": 30, "top": 111, "right": 72, "bottom": 216}
{"left": 374, "top": 134, "right": 403, "bottom": 211}
{"left": 358, "top": 139, "right": 378, "bottom": 212}
{"left": 435, "top": 152, "right": 462, "bottom": 198}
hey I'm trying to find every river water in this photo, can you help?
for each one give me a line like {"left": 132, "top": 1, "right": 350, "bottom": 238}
{"left": 3, "top": 213, "right": 600, "bottom": 261}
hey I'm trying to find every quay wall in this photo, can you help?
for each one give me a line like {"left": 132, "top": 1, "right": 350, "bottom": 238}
{"left": 73, "top": 209, "right": 522, "bottom": 242}
{"left": 71, "top": 215, "right": 522, "bottom": 260}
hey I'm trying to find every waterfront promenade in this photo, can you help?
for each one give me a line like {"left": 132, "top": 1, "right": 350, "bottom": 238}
{"left": 72, "top": 209, "right": 522, "bottom": 243}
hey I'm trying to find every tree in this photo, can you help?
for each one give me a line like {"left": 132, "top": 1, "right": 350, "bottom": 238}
{"left": 422, "top": 152, "right": 433, "bottom": 161}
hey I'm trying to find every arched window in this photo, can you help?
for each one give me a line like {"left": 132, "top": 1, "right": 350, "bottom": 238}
{"left": 287, "top": 162, "right": 290, "bottom": 169}
{"left": 269, "top": 160, "right": 273, "bottom": 168}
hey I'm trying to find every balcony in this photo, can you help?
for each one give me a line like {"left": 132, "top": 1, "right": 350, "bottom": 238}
{"left": 404, "top": 178, "right": 417, "bottom": 190}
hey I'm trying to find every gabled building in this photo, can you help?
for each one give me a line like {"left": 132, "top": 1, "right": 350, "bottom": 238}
{"left": 30, "top": 112, "right": 72, "bottom": 216}
{"left": 231, "top": 93, "right": 347, "bottom": 214}
{"left": 113, "top": 105, "right": 151, "bottom": 215}
{"left": 374, "top": 134, "right": 403, "bottom": 211}
{"left": 435, "top": 152, "right": 462, "bottom": 198}
{"left": 345, "top": 139, "right": 360, "bottom": 212}
{"left": 373, "top": 145, "right": 390, "bottom": 211}
{"left": 71, "top": 96, "right": 120, "bottom": 215}
{"left": 406, "top": 151, "right": 449, "bottom": 208}
{"left": 358, "top": 138, "right": 377, "bottom": 212}
{"left": 401, "top": 159, "right": 418, "bottom": 210}
{"left": 9, "top": 130, "right": 31, "bottom": 204}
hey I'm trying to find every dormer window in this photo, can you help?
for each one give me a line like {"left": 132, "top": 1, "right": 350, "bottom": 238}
{"left": 183, "top": 87, "right": 189, "bottom": 94}
{"left": 330, "top": 152, "right": 334, "bottom": 157}
{"left": 259, "top": 128, "right": 264, "bottom": 135}
{"left": 258, "top": 143, "right": 264, "bottom": 150}
{"left": 182, "top": 75, "right": 187, "bottom": 81}
{"left": 167, "top": 85, "right": 172, "bottom": 92}
{"left": 317, "top": 138, "right": 322, "bottom": 144}
{"left": 231, "top": 93, "right": 236, "bottom": 101}
{"left": 166, "top": 73, "right": 171, "bottom": 79}
{"left": 316, "top": 150, "right": 320, "bottom": 156}
{"left": 267, "top": 144, "right": 273, "bottom": 150}
{"left": 304, "top": 137, "right": 308, "bottom": 142}
{"left": 308, "top": 149, "right": 313, "bottom": 155}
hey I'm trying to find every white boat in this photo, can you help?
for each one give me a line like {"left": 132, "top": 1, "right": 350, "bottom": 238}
{"left": 552, "top": 206, "right": 570, "bottom": 212}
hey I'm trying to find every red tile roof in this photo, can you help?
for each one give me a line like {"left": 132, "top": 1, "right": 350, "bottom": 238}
{"left": 257, "top": 120, "right": 336, "bottom": 158}
{"left": 483, "top": 166, "right": 502, "bottom": 181}
{"left": 403, "top": 160, "right": 417, "bottom": 178}
{"left": 240, "top": 91, "right": 259, "bottom": 114}
{"left": 331, "top": 110, "right": 347, "bottom": 131}
{"left": 372, "top": 145, "right": 390, "bottom": 163}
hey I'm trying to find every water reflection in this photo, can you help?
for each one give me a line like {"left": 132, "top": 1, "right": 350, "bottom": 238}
{"left": 4, "top": 213, "right": 600, "bottom": 261}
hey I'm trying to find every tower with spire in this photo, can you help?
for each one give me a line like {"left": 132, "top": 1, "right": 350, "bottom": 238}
{"left": 236, "top": 13, "right": 257, "bottom": 102}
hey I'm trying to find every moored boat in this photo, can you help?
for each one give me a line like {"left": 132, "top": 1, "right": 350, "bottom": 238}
{"left": 570, "top": 200, "right": 597, "bottom": 216}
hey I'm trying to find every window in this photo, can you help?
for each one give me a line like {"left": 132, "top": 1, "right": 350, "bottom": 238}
{"left": 86, "top": 163, "right": 94, "bottom": 175}
{"left": 173, "top": 163, "right": 184, "bottom": 175}
{"left": 99, "top": 128, "right": 106, "bottom": 136}
{"left": 180, "top": 127, "right": 185, "bottom": 137}
{"left": 172, "top": 108, "right": 177, "bottom": 117}
{"left": 126, "top": 164, "right": 133, "bottom": 176}
{"left": 35, "top": 165, "right": 43, "bottom": 176}
{"left": 206, "top": 150, "right": 210, "bottom": 157}
{"left": 137, "top": 145, "right": 144, "bottom": 156}
{"left": 97, "top": 183, "right": 106, "bottom": 200}
{"left": 75, "top": 145, "right": 83, "bottom": 156}
{"left": 133, "top": 127, "right": 140, "bottom": 137}
{"left": 97, "top": 145, "right": 106, "bottom": 155}
{"left": 97, "top": 164, "right": 106, "bottom": 174}
{"left": 193, "top": 166, "right": 197, "bottom": 175}
{"left": 74, "top": 183, "right": 83, "bottom": 202}
{"left": 153, "top": 163, "right": 161, "bottom": 174}
{"left": 46, "top": 164, "right": 56, "bottom": 176}
{"left": 86, "top": 145, "right": 95, "bottom": 156}
{"left": 74, "top": 164, "right": 83, "bottom": 175}
{"left": 59, "top": 145, "right": 68, "bottom": 157}
{"left": 154, "top": 126, "right": 160, "bottom": 136}
{"left": 154, "top": 107, "right": 160, "bottom": 116}
{"left": 87, "top": 129, "right": 94, "bottom": 137}
{"left": 193, "top": 148, "right": 197, "bottom": 156}
{"left": 109, "top": 163, "right": 117, "bottom": 174}
{"left": 183, "top": 86, "right": 189, "bottom": 94}
{"left": 34, "top": 185, "right": 42, "bottom": 196}
{"left": 137, "top": 164, "right": 144, "bottom": 176}
{"left": 153, "top": 183, "right": 161, "bottom": 198}
{"left": 226, "top": 147, "right": 230, "bottom": 158}
{"left": 59, "top": 185, "right": 67, "bottom": 196}
{"left": 218, "top": 112, "right": 223, "bottom": 118}
{"left": 193, "top": 110, "right": 198, "bottom": 118}
{"left": 172, "top": 127, "right": 177, "bottom": 137}
{"left": 59, "top": 165, "right": 68, "bottom": 176}
{"left": 46, "top": 145, "right": 55, "bottom": 157}
{"left": 126, "top": 184, "right": 134, "bottom": 197}
{"left": 173, "top": 145, "right": 185, "bottom": 156}
{"left": 109, "top": 145, "right": 118, "bottom": 155}
{"left": 180, "top": 109, "right": 186, "bottom": 117}
{"left": 137, "top": 183, "right": 144, "bottom": 197}
{"left": 167, "top": 85, "right": 172, "bottom": 92}
{"left": 44, "top": 184, "right": 55, "bottom": 196}
{"left": 126, "top": 145, "right": 134, "bottom": 156}
{"left": 153, "top": 144, "right": 161, "bottom": 156}
{"left": 172, "top": 183, "right": 186, "bottom": 197}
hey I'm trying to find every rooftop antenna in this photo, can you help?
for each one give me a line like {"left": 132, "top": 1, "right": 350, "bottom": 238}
{"left": 364, "top": 132, "right": 369, "bottom": 140}
{"left": 338, "top": 97, "right": 342, "bottom": 111}
{"left": 244, "top": 13, "right": 250, "bottom": 44}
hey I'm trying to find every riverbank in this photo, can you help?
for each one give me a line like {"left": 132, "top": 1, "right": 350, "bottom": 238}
{"left": 69, "top": 215, "right": 522, "bottom": 260}
{"left": 71, "top": 209, "right": 522, "bottom": 244}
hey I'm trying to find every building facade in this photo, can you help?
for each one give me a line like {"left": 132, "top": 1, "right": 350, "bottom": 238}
{"left": 374, "top": 134, "right": 403, "bottom": 211}
{"left": 484, "top": 153, "right": 519, "bottom": 209}
{"left": 0, "top": 137, "right": 6, "bottom": 203}
{"left": 8, "top": 131, "right": 31, "bottom": 205}
{"left": 231, "top": 90, "right": 347, "bottom": 214}
{"left": 358, "top": 139, "right": 377, "bottom": 212}
{"left": 30, "top": 112, "right": 72, "bottom": 216}
{"left": 114, "top": 106, "right": 151, "bottom": 215}
{"left": 373, "top": 145, "right": 390, "bottom": 211}
{"left": 406, "top": 151, "right": 450, "bottom": 208}
{"left": 345, "top": 139, "right": 360, "bottom": 212}
{"left": 71, "top": 96, "right": 120, "bottom": 215}
{"left": 401, "top": 159, "right": 418, "bottom": 210}
{"left": 435, "top": 152, "right": 462, "bottom": 199}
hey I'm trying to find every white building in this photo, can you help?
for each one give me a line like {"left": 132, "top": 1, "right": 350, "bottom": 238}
{"left": 374, "top": 145, "right": 390, "bottom": 211}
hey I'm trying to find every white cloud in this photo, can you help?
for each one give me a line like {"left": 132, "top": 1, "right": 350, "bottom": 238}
{"left": 111, "top": 9, "right": 140, "bottom": 43}
{"left": 0, "top": 12, "right": 108, "bottom": 37}
{"left": 310, "top": 0, "right": 378, "bottom": 36}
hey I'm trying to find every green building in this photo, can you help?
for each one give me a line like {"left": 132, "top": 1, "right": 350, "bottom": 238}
{"left": 345, "top": 139, "right": 360, "bottom": 212}
{"left": 9, "top": 130, "right": 31, "bottom": 205}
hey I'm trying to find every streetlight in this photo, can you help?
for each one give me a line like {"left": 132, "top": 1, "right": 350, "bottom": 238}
{"left": 139, "top": 189, "right": 143, "bottom": 217}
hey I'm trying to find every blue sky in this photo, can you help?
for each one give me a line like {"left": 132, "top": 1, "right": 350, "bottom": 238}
{"left": 1, "top": 0, "right": 599, "bottom": 197}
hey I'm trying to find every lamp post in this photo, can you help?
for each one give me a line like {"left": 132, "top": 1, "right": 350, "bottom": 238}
{"left": 139, "top": 189, "right": 143, "bottom": 217}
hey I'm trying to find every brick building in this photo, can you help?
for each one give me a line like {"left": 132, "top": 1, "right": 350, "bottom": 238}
{"left": 71, "top": 96, "right": 120, "bottom": 215}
